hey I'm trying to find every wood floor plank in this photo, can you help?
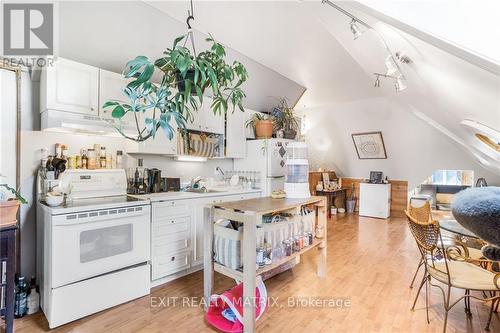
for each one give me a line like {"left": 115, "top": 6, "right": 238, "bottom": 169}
{"left": 7, "top": 214, "right": 499, "bottom": 332}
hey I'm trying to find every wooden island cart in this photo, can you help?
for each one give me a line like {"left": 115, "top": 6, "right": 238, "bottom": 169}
{"left": 203, "top": 196, "right": 328, "bottom": 332}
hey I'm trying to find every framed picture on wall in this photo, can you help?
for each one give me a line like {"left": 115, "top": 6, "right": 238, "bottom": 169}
{"left": 351, "top": 131, "right": 387, "bottom": 159}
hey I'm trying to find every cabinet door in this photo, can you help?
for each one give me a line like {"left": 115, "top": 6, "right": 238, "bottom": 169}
{"left": 125, "top": 110, "right": 178, "bottom": 155}
{"left": 226, "top": 108, "right": 247, "bottom": 158}
{"left": 42, "top": 57, "right": 99, "bottom": 115}
{"left": 200, "top": 97, "right": 224, "bottom": 134}
{"left": 98, "top": 69, "right": 129, "bottom": 120}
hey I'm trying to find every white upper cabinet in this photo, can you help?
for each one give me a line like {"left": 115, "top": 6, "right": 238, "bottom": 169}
{"left": 98, "top": 69, "right": 129, "bottom": 120}
{"left": 226, "top": 108, "right": 247, "bottom": 158}
{"left": 126, "top": 110, "right": 178, "bottom": 155}
{"left": 185, "top": 97, "right": 224, "bottom": 134}
{"left": 40, "top": 57, "right": 99, "bottom": 115}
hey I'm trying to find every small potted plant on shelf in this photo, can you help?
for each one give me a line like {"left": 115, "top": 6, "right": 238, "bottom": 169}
{"left": 0, "top": 182, "right": 27, "bottom": 227}
{"left": 271, "top": 97, "right": 299, "bottom": 139}
{"left": 245, "top": 113, "right": 274, "bottom": 139}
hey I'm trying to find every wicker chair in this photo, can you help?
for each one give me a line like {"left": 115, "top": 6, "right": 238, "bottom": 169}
{"left": 408, "top": 202, "right": 433, "bottom": 288}
{"left": 406, "top": 211, "right": 500, "bottom": 332}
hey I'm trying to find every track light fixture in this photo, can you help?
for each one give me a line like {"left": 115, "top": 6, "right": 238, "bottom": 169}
{"left": 322, "top": 0, "right": 410, "bottom": 91}
{"left": 395, "top": 75, "right": 407, "bottom": 92}
{"left": 384, "top": 56, "right": 399, "bottom": 76}
{"left": 350, "top": 19, "right": 364, "bottom": 39}
{"left": 395, "top": 52, "right": 412, "bottom": 64}
{"left": 373, "top": 73, "right": 407, "bottom": 92}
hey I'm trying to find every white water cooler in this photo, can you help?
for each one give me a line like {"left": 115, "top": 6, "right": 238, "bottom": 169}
{"left": 284, "top": 142, "right": 310, "bottom": 199}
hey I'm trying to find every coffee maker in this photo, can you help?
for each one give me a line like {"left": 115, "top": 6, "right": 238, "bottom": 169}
{"left": 147, "top": 168, "right": 162, "bottom": 193}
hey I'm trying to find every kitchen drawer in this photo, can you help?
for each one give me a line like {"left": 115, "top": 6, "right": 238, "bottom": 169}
{"left": 152, "top": 250, "right": 190, "bottom": 280}
{"left": 152, "top": 201, "right": 189, "bottom": 219}
{"left": 153, "top": 216, "right": 190, "bottom": 237}
{"left": 152, "top": 231, "right": 190, "bottom": 256}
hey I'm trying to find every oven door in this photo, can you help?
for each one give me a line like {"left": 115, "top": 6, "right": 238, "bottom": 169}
{"left": 51, "top": 205, "right": 150, "bottom": 288}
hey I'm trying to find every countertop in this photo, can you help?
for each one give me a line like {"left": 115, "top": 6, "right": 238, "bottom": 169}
{"left": 128, "top": 188, "right": 261, "bottom": 202}
{"left": 213, "top": 195, "right": 326, "bottom": 214}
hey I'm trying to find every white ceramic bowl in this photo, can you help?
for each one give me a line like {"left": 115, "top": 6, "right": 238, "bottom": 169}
{"left": 46, "top": 194, "right": 64, "bottom": 207}
{"left": 338, "top": 208, "right": 346, "bottom": 214}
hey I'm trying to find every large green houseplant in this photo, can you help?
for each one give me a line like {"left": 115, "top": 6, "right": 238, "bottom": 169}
{"left": 271, "top": 97, "right": 298, "bottom": 139}
{"left": 103, "top": 35, "right": 248, "bottom": 142}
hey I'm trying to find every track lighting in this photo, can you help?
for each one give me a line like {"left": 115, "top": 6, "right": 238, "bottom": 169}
{"left": 395, "top": 52, "right": 412, "bottom": 64}
{"left": 373, "top": 73, "right": 407, "bottom": 92}
{"left": 395, "top": 75, "right": 407, "bottom": 92}
{"left": 385, "top": 56, "right": 399, "bottom": 76}
{"left": 323, "top": 0, "right": 410, "bottom": 91}
{"left": 350, "top": 19, "right": 363, "bottom": 39}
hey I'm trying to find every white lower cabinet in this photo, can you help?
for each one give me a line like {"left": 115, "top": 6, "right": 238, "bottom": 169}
{"left": 151, "top": 192, "right": 261, "bottom": 281}
{"left": 151, "top": 200, "right": 193, "bottom": 281}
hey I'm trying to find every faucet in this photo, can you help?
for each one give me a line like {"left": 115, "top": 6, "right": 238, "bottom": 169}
{"left": 215, "top": 166, "right": 225, "bottom": 177}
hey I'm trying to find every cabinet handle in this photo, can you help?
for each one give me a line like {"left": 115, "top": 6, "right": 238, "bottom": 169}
{"left": 90, "top": 108, "right": 94, "bottom": 111}
{"left": 171, "top": 256, "right": 175, "bottom": 261}
{"left": 171, "top": 220, "right": 175, "bottom": 224}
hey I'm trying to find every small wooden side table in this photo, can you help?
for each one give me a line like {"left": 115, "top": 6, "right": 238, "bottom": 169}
{"left": 315, "top": 189, "right": 347, "bottom": 218}
{"left": 0, "top": 225, "right": 17, "bottom": 333}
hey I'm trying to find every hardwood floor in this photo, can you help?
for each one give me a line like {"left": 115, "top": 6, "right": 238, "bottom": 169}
{"left": 11, "top": 214, "right": 499, "bottom": 333}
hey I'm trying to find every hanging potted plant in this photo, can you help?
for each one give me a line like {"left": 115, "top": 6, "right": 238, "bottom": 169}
{"left": 271, "top": 98, "right": 299, "bottom": 139}
{"left": 245, "top": 113, "right": 274, "bottom": 139}
{"left": 102, "top": 1, "right": 249, "bottom": 143}
{"left": 0, "top": 183, "right": 27, "bottom": 227}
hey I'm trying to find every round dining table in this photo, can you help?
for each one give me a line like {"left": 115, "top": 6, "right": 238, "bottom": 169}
{"left": 438, "top": 218, "right": 480, "bottom": 239}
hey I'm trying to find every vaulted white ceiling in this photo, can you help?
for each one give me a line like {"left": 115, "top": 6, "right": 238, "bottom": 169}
{"left": 148, "top": 0, "right": 500, "bottom": 181}
{"left": 146, "top": 0, "right": 381, "bottom": 107}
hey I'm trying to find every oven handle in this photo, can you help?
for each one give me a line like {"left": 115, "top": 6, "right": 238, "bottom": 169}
{"left": 53, "top": 212, "right": 149, "bottom": 226}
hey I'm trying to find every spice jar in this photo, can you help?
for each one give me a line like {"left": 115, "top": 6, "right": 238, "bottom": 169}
{"left": 76, "top": 155, "right": 82, "bottom": 169}
{"left": 307, "top": 232, "right": 314, "bottom": 245}
{"left": 106, "top": 154, "right": 112, "bottom": 169}
{"left": 293, "top": 236, "right": 300, "bottom": 252}
{"left": 256, "top": 247, "right": 265, "bottom": 268}
{"left": 81, "top": 149, "right": 88, "bottom": 169}
{"left": 67, "top": 156, "right": 76, "bottom": 169}
{"left": 283, "top": 240, "right": 292, "bottom": 257}
{"left": 303, "top": 233, "right": 309, "bottom": 247}
{"left": 87, "top": 149, "right": 97, "bottom": 170}
{"left": 116, "top": 150, "right": 123, "bottom": 169}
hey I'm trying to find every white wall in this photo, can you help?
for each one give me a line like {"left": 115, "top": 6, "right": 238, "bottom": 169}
{"left": 301, "top": 96, "right": 500, "bottom": 189}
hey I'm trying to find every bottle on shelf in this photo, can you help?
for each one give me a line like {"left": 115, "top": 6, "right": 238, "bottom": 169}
{"left": 116, "top": 150, "right": 123, "bottom": 169}
{"left": 14, "top": 276, "right": 28, "bottom": 318}
{"left": 81, "top": 149, "right": 88, "bottom": 169}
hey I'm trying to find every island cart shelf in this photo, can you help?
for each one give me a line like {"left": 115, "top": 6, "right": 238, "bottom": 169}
{"left": 204, "top": 196, "right": 327, "bottom": 333}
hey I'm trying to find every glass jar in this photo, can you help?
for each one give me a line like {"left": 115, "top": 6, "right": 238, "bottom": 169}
{"left": 293, "top": 236, "right": 300, "bottom": 252}
{"left": 307, "top": 232, "right": 314, "bottom": 245}
{"left": 116, "top": 150, "right": 123, "bottom": 169}
{"left": 303, "top": 233, "right": 309, "bottom": 247}
{"left": 87, "top": 149, "right": 97, "bottom": 170}
{"left": 283, "top": 240, "right": 292, "bottom": 257}
{"left": 256, "top": 247, "right": 265, "bottom": 268}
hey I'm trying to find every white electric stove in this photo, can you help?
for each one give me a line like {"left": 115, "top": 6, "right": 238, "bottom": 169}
{"left": 37, "top": 169, "right": 151, "bottom": 328}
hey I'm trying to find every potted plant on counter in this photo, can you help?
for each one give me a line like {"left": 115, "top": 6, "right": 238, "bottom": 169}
{"left": 245, "top": 113, "right": 274, "bottom": 139}
{"left": 272, "top": 97, "right": 299, "bottom": 139}
{"left": 0, "top": 183, "right": 27, "bottom": 227}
